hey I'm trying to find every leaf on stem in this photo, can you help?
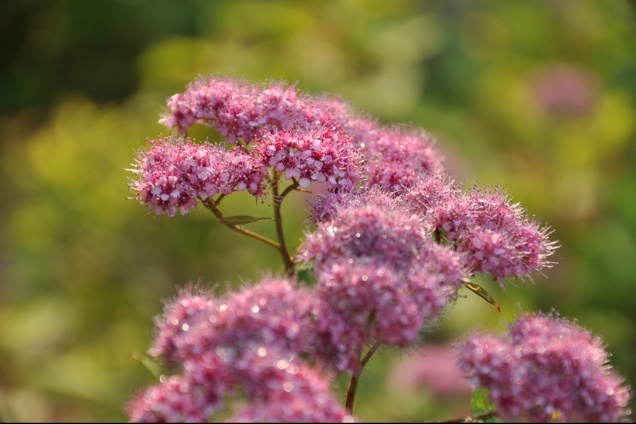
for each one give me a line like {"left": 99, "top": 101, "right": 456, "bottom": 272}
{"left": 222, "top": 215, "right": 273, "bottom": 225}
{"left": 463, "top": 282, "right": 501, "bottom": 313}
{"left": 132, "top": 352, "right": 164, "bottom": 378}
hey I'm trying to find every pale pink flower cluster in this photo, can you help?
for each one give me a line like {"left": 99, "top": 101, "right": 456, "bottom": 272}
{"left": 127, "top": 278, "right": 348, "bottom": 423}
{"left": 456, "top": 311, "right": 632, "bottom": 422}
{"left": 389, "top": 344, "right": 472, "bottom": 398}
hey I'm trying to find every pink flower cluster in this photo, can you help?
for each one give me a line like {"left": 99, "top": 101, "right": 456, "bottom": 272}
{"left": 300, "top": 189, "right": 466, "bottom": 372}
{"left": 159, "top": 76, "right": 355, "bottom": 142}
{"left": 130, "top": 77, "right": 371, "bottom": 217}
{"left": 254, "top": 127, "right": 360, "bottom": 189}
{"left": 405, "top": 179, "right": 557, "bottom": 283}
{"left": 127, "top": 278, "right": 349, "bottom": 423}
{"left": 359, "top": 124, "right": 444, "bottom": 194}
{"left": 126, "top": 75, "right": 609, "bottom": 423}
{"left": 456, "top": 311, "right": 632, "bottom": 422}
{"left": 529, "top": 63, "right": 599, "bottom": 116}
{"left": 129, "top": 137, "right": 266, "bottom": 217}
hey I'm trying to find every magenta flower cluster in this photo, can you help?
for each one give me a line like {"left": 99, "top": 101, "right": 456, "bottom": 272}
{"left": 130, "top": 138, "right": 266, "bottom": 217}
{"left": 127, "top": 278, "right": 349, "bottom": 423}
{"left": 127, "top": 75, "right": 631, "bottom": 422}
{"left": 300, "top": 188, "right": 466, "bottom": 371}
{"left": 130, "top": 77, "right": 363, "bottom": 217}
{"left": 457, "top": 311, "right": 632, "bottom": 422}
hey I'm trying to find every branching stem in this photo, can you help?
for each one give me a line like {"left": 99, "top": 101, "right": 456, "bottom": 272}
{"left": 201, "top": 198, "right": 279, "bottom": 250}
{"left": 271, "top": 172, "right": 296, "bottom": 277}
{"left": 345, "top": 341, "right": 381, "bottom": 415}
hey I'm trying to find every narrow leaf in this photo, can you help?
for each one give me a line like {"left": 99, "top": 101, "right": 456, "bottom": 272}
{"left": 464, "top": 282, "right": 501, "bottom": 313}
{"left": 222, "top": 215, "right": 272, "bottom": 225}
{"left": 132, "top": 352, "right": 164, "bottom": 378}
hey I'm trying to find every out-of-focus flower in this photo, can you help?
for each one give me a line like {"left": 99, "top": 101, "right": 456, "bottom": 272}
{"left": 456, "top": 311, "right": 632, "bottom": 422}
{"left": 389, "top": 344, "right": 472, "bottom": 398}
{"left": 529, "top": 63, "right": 599, "bottom": 116}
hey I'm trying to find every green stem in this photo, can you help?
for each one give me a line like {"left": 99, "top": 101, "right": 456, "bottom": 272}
{"left": 271, "top": 173, "right": 296, "bottom": 277}
{"left": 201, "top": 198, "right": 280, "bottom": 250}
{"left": 345, "top": 341, "right": 381, "bottom": 415}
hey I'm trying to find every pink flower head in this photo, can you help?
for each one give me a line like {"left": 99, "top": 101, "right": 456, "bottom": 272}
{"left": 456, "top": 311, "right": 632, "bottom": 422}
{"left": 128, "top": 277, "right": 351, "bottom": 422}
{"left": 164, "top": 277, "right": 316, "bottom": 368}
{"left": 227, "top": 351, "right": 348, "bottom": 423}
{"left": 149, "top": 287, "right": 214, "bottom": 367}
{"left": 403, "top": 174, "right": 462, "bottom": 229}
{"left": 361, "top": 125, "right": 444, "bottom": 194}
{"left": 431, "top": 186, "right": 557, "bottom": 284}
{"left": 254, "top": 126, "right": 361, "bottom": 190}
{"left": 160, "top": 76, "right": 356, "bottom": 143}
{"left": 126, "top": 375, "right": 223, "bottom": 423}
{"left": 301, "top": 189, "right": 465, "bottom": 372}
{"left": 128, "top": 136, "right": 267, "bottom": 217}
{"left": 300, "top": 188, "right": 429, "bottom": 269}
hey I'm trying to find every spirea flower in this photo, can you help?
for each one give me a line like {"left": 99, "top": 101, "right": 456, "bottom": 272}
{"left": 129, "top": 136, "right": 266, "bottom": 217}
{"left": 128, "top": 277, "right": 349, "bottom": 422}
{"left": 529, "top": 63, "right": 599, "bottom": 116}
{"left": 430, "top": 185, "right": 557, "bottom": 283}
{"left": 149, "top": 288, "right": 213, "bottom": 368}
{"left": 253, "top": 126, "right": 360, "bottom": 190}
{"left": 389, "top": 344, "right": 472, "bottom": 398}
{"left": 402, "top": 174, "right": 462, "bottom": 229}
{"left": 160, "top": 277, "right": 317, "bottom": 368}
{"left": 300, "top": 189, "right": 465, "bottom": 372}
{"left": 361, "top": 125, "right": 444, "bottom": 194}
{"left": 456, "top": 311, "right": 632, "bottom": 422}
{"left": 126, "top": 375, "right": 223, "bottom": 423}
{"left": 159, "top": 76, "right": 356, "bottom": 143}
{"left": 301, "top": 188, "right": 430, "bottom": 268}
{"left": 227, "top": 352, "right": 348, "bottom": 423}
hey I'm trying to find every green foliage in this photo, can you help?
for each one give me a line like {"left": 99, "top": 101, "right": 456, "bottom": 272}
{"left": 470, "top": 388, "right": 500, "bottom": 422}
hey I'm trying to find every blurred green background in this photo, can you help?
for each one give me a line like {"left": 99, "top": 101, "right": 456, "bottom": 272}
{"left": 1, "top": 0, "right": 635, "bottom": 421}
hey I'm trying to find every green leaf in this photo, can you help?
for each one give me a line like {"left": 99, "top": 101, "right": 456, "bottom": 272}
{"left": 297, "top": 268, "right": 317, "bottom": 286}
{"left": 470, "top": 388, "right": 500, "bottom": 422}
{"left": 222, "top": 215, "right": 272, "bottom": 225}
{"left": 132, "top": 352, "right": 164, "bottom": 378}
{"left": 464, "top": 282, "right": 501, "bottom": 313}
